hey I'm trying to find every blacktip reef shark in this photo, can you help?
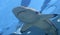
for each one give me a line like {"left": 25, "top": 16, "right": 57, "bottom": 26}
{"left": 12, "top": 6, "right": 58, "bottom": 35}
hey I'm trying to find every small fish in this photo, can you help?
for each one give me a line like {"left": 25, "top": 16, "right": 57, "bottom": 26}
{"left": 12, "top": 6, "right": 58, "bottom": 35}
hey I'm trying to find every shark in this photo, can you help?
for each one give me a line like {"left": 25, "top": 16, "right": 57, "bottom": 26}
{"left": 12, "top": 6, "right": 58, "bottom": 35}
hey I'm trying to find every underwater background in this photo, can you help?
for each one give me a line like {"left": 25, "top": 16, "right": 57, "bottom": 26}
{"left": 0, "top": 0, "right": 60, "bottom": 35}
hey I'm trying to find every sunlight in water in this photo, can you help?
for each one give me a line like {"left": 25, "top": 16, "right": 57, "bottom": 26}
{"left": 57, "top": 18, "right": 60, "bottom": 22}
{"left": 27, "top": 31, "right": 31, "bottom": 34}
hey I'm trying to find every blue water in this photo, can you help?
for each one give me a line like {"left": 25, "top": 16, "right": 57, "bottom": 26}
{"left": 0, "top": 0, "right": 60, "bottom": 35}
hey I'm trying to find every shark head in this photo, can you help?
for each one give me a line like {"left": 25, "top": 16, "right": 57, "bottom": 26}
{"left": 12, "top": 6, "right": 40, "bottom": 23}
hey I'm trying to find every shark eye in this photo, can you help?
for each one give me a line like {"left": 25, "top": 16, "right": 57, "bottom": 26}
{"left": 35, "top": 12, "right": 38, "bottom": 14}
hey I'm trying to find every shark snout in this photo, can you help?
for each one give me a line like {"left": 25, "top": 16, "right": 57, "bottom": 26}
{"left": 12, "top": 6, "right": 26, "bottom": 16}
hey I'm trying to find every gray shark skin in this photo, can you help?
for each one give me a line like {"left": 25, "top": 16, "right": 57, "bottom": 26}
{"left": 12, "top": 6, "right": 58, "bottom": 35}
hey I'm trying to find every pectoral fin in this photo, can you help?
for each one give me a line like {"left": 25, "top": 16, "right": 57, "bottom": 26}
{"left": 40, "top": 14, "right": 57, "bottom": 20}
{"left": 20, "top": 23, "right": 32, "bottom": 33}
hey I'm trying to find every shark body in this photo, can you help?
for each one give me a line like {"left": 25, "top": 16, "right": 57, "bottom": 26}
{"left": 12, "top": 6, "right": 58, "bottom": 35}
